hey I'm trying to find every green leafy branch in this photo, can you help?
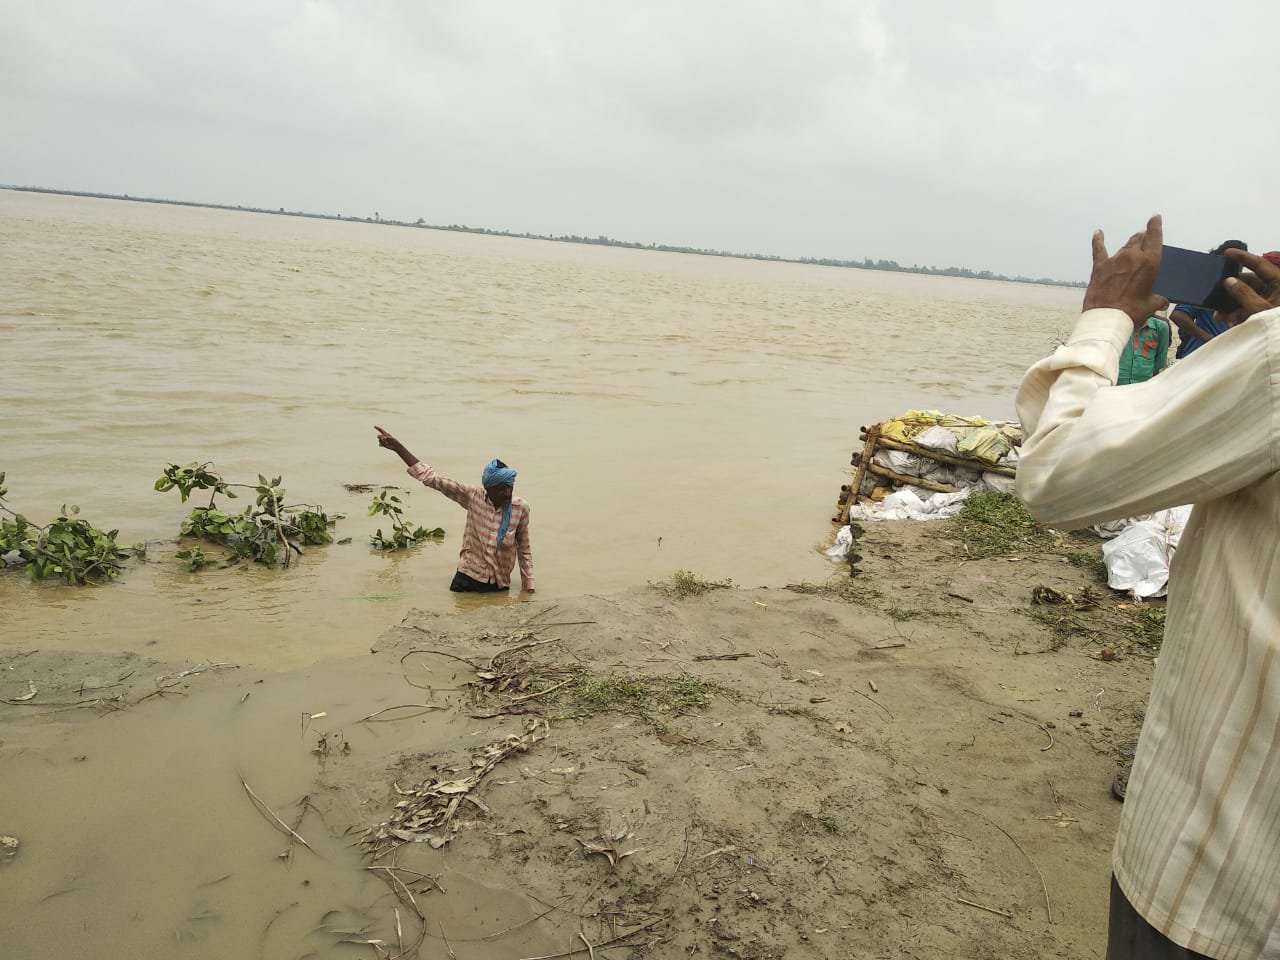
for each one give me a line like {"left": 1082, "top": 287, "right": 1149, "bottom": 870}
{"left": 368, "top": 490, "right": 444, "bottom": 550}
{"left": 156, "top": 463, "right": 340, "bottom": 570}
{"left": 0, "top": 472, "right": 141, "bottom": 585}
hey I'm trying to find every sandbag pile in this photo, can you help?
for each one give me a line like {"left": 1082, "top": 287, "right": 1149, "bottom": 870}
{"left": 834, "top": 410, "right": 1022, "bottom": 523}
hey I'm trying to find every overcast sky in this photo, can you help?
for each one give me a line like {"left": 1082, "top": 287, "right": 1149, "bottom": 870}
{"left": 2, "top": 1, "right": 1276, "bottom": 279}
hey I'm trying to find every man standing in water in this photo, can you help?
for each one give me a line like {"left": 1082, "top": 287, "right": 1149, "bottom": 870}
{"left": 375, "top": 426, "right": 534, "bottom": 594}
{"left": 1016, "top": 217, "right": 1280, "bottom": 958}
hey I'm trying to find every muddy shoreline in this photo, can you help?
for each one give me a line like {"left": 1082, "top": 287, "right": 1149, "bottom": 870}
{"left": 0, "top": 518, "right": 1157, "bottom": 959}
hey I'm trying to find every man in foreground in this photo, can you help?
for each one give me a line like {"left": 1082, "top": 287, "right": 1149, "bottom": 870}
{"left": 375, "top": 426, "right": 535, "bottom": 595}
{"left": 1015, "top": 216, "right": 1280, "bottom": 959}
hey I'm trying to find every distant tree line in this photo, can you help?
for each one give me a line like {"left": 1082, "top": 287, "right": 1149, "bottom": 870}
{"left": 2, "top": 184, "right": 1082, "bottom": 288}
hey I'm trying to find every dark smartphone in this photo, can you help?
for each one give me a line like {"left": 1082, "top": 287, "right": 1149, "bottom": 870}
{"left": 1153, "top": 245, "right": 1241, "bottom": 312}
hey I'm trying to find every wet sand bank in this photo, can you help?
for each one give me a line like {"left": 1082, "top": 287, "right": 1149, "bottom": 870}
{"left": 0, "top": 519, "right": 1156, "bottom": 959}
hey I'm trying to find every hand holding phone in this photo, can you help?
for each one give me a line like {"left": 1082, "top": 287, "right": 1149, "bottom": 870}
{"left": 1152, "top": 246, "right": 1242, "bottom": 312}
{"left": 1221, "top": 249, "right": 1280, "bottom": 319}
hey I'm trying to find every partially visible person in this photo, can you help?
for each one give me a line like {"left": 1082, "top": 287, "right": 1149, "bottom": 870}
{"left": 1015, "top": 215, "right": 1280, "bottom": 959}
{"left": 1169, "top": 239, "right": 1248, "bottom": 358}
{"left": 1116, "top": 311, "right": 1171, "bottom": 385}
{"left": 374, "top": 426, "right": 535, "bottom": 595}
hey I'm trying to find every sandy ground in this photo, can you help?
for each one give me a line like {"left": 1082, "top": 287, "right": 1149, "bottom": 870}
{"left": 0, "top": 517, "right": 1159, "bottom": 959}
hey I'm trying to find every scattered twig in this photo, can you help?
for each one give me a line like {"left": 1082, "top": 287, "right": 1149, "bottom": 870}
{"left": 77, "top": 668, "right": 136, "bottom": 694}
{"left": 577, "top": 931, "right": 597, "bottom": 960}
{"left": 132, "top": 689, "right": 182, "bottom": 706}
{"left": 524, "top": 603, "right": 561, "bottom": 623}
{"left": 240, "top": 776, "right": 313, "bottom": 852}
{"left": 966, "top": 808, "right": 1052, "bottom": 924}
{"left": 401, "top": 648, "right": 483, "bottom": 671}
{"left": 1001, "top": 711, "right": 1054, "bottom": 752}
{"left": 4, "top": 694, "right": 124, "bottom": 708}
{"left": 259, "top": 900, "right": 300, "bottom": 960}
{"left": 947, "top": 592, "right": 975, "bottom": 603}
{"left": 530, "top": 621, "right": 596, "bottom": 631}
{"left": 491, "top": 636, "right": 563, "bottom": 666}
{"left": 359, "top": 704, "right": 449, "bottom": 723}
{"left": 5, "top": 681, "right": 38, "bottom": 703}
{"left": 693, "top": 653, "right": 754, "bottom": 662}
{"left": 157, "top": 660, "right": 237, "bottom": 687}
{"left": 954, "top": 896, "right": 1013, "bottom": 918}
{"left": 853, "top": 688, "right": 893, "bottom": 720}
{"left": 476, "top": 895, "right": 571, "bottom": 942}
{"left": 507, "top": 677, "right": 576, "bottom": 705}
{"left": 517, "top": 914, "right": 669, "bottom": 960}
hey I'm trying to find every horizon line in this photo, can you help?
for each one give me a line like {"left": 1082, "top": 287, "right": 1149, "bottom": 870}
{"left": 1, "top": 183, "right": 1084, "bottom": 288}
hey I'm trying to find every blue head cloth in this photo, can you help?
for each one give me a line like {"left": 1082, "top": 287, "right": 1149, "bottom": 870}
{"left": 481, "top": 459, "right": 518, "bottom": 545}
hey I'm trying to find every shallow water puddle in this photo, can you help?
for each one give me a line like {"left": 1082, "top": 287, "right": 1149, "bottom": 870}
{"left": 0, "top": 654, "right": 562, "bottom": 958}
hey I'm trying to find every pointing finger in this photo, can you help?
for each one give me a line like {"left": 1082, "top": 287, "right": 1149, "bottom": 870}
{"left": 1092, "top": 230, "right": 1108, "bottom": 268}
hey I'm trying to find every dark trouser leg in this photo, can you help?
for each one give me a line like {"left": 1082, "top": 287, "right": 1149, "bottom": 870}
{"left": 1107, "top": 876, "right": 1212, "bottom": 960}
{"left": 449, "top": 570, "right": 507, "bottom": 593}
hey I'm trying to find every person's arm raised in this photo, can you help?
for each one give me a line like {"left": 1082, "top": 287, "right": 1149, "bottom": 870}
{"left": 1016, "top": 216, "right": 1280, "bottom": 529}
{"left": 374, "top": 425, "right": 472, "bottom": 507}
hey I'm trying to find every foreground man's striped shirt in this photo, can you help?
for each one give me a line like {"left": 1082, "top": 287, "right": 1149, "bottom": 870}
{"left": 407, "top": 461, "right": 534, "bottom": 592}
{"left": 1016, "top": 305, "right": 1280, "bottom": 960}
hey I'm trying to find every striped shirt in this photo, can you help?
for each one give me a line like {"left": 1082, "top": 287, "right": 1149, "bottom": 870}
{"left": 1016, "top": 306, "right": 1280, "bottom": 960}
{"left": 407, "top": 461, "right": 534, "bottom": 591}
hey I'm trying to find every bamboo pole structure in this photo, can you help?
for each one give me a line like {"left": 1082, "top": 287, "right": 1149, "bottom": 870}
{"left": 852, "top": 457, "right": 961, "bottom": 494}
{"left": 842, "top": 425, "right": 879, "bottom": 523}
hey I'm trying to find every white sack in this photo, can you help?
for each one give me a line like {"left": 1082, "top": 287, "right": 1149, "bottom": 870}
{"left": 826, "top": 526, "right": 854, "bottom": 561}
{"left": 1100, "top": 506, "right": 1192, "bottom": 598}
{"left": 913, "top": 426, "right": 960, "bottom": 453}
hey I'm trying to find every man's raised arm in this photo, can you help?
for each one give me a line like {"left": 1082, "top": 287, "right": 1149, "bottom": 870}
{"left": 1016, "top": 218, "right": 1280, "bottom": 529}
{"left": 375, "top": 425, "right": 472, "bottom": 507}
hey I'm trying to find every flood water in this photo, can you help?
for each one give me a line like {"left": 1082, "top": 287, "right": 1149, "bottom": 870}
{"left": 1, "top": 190, "right": 1086, "bottom": 958}
{"left": 1, "top": 189, "right": 1079, "bottom": 666}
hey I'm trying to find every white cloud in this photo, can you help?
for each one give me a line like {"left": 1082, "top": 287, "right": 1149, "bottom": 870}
{"left": 2, "top": 0, "right": 1277, "bottom": 277}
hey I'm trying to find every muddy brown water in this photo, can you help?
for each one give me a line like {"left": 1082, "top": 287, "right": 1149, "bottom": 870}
{"left": 1, "top": 189, "right": 1080, "bottom": 666}
{"left": 0, "top": 655, "right": 561, "bottom": 958}
{"left": 1, "top": 189, "right": 1083, "bottom": 956}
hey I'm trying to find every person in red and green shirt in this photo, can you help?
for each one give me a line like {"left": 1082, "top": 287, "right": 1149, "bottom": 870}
{"left": 1116, "top": 314, "right": 1170, "bottom": 385}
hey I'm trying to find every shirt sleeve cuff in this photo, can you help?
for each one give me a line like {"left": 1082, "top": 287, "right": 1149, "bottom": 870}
{"left": 1050, "top": 308, "right": 1133, "bottom": 379}
{"left": 407, "top": 461, "right": 430, "bottom": 480}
